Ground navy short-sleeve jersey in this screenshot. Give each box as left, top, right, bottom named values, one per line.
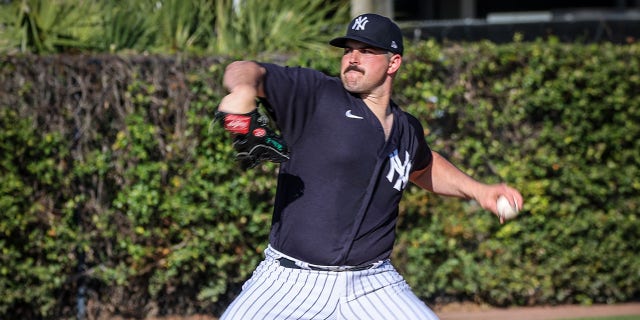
left=259, top=63, right=432, bottom=266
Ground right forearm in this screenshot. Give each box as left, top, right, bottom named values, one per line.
left=219, top=61, right=266, bottom=114
left=217, top=61, right=289, bottom=169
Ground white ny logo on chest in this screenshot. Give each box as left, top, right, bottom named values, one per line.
left=386, top=150, right=412, bottom=191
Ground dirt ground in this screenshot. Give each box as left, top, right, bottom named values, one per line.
left=149, top=302, right=640, bottom=320
left=434, top=302, right=640, bottom=320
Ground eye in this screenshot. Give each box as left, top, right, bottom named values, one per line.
left=344, top=48, right=353, bottom=55
left=362, top=48, right=375, bottom=54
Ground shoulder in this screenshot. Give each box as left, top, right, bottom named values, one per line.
left=392, top=103, right=432, bottom=167
left=259, top=63, right=334, bottom=80
left=258, top=62, right=342, bottom=95
left=391, top=102, right=425, bottom=133
left=404, top=112, right=424, bottom=129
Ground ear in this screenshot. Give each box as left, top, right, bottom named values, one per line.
left=387, top=54, right=402, bottom=74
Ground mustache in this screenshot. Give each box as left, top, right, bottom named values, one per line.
left=344, top=65, right=364, bottom=73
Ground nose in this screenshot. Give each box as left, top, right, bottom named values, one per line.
left=347, top=50, right=361, bottom=65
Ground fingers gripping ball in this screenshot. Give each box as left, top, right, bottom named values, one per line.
left=497, top=195, right=519, bottom=221
left=216, top=108, right=289, bottom=169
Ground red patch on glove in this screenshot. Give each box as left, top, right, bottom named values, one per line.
left=223, top=114, right=251, bottom=134
left=252, top=128, right=266, bottom=137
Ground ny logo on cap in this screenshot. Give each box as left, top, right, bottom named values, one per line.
left=352, top=16, right=369, bottom=31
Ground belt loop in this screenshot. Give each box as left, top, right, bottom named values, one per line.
left=269, top=245, right=311, bottom=270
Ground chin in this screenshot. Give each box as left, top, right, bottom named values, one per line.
left=342, top=77, right=362, bottom=92
left=342, top=83, right=362, bottom=93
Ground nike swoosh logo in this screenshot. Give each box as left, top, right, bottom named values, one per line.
left=345, top=109, right=364, bottom=119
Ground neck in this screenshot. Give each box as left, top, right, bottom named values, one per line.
left=361, top=90, right=392, bottom=121
left=361, top=91, right=394, bottom=141
left=361, top=79, right=393, bottom=115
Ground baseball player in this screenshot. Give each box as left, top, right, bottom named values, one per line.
left=216, top=13, right=523, bottom=320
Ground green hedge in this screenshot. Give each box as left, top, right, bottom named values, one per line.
left=395, top=39, right=640, bottom=306
left=1, top=39, right=639, bottom=318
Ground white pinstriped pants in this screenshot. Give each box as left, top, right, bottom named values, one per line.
left=220, top=246, right=439, bottom=320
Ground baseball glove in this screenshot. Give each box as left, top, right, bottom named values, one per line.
left=216, top=100, right=289, bottom=169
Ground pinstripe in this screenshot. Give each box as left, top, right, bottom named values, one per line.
left=353, top=271, right=379, bottom=319
left=221, top=261, right=277, bottom=319
left=323, top=306, right=338, bottom=320
left=303, top=271, right=335, bottom=319
left=380, top=268, right=425, bottom=319
left=344, top=298, right=362, bottom=320
left=353, top=293, right=375, bottom=320
left=342, top=271, right=366, bottom=320
left=222, top=260, right=282, bottom=320
left=269, top=270, right=308, bottom=318
left=280, top=272, right=321, bottom=319
left=359, top=268, right=407, bottom=319
left=366, top=267, right=411, bottom=319
left=395, top=285, right=424, bottom=319
left=253, top=269, right=301, bottom=320
left=366, top=272, right=409, bottom=319
left=339, top=264, right=439, bottom=320
left=239, top=266, right=289, bottom=320
left=221, top=250, right=439, bottom=320
left=360, top=275, right=392, bottom=318
left=379, top=269, right=422, bottom=319
left=385, top=273, right=439, bottom=319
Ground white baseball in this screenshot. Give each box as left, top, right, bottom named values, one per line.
left=497, top=195, right=519, bottom=220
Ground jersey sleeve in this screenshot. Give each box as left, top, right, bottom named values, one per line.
left=258, top=62, right=332, bottom=145
left=407, top=113, right=433, bottom=172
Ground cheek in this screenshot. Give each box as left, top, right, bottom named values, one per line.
left=340, top=56, right=350, bottom=69
left=365, top=63, right=388, bottom=79
left=363, top=56, right=388, bottom=72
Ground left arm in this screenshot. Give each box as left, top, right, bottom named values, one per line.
left=410, top=150, right=523, bottom=223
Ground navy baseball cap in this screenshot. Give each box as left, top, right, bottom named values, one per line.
left=330, top=13, right=404, bottom=55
